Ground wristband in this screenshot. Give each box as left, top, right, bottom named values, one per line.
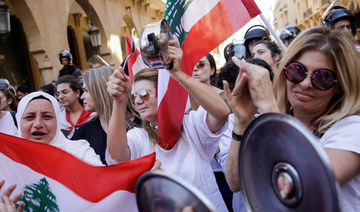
left=232, top=131, right=243, bottom=142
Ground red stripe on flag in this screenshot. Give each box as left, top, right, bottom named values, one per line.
left=0, top=133, right=155, bottom=202
left=125, top=36, right=142, bottom=84
left=158, top=0, right=261, bottom=146
left=241, top=0, right=262, bottom=18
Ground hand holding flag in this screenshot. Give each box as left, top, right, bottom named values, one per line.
left=106, top=66, right=132, bottom=105
left=163, top=39, right=183, bottom=75
left=158, top=0, right=262, bottom=146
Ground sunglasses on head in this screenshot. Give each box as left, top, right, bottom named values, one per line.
left=0, top=79, right=10, bottom=90
left=0, top=79, right=17, bottom=95
left=284, top=62, right=337, bottom=91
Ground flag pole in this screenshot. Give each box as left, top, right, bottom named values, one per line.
left=258, top=13, right=287, bottom=51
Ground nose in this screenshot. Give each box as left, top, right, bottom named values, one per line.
left=57, top=92, right=64, bottom=99
left=299, top=74, right=313, bottom=89
left=344, top=27, right=351, bottom=34
left=134, top=96, right=144, bottom=105
left=33, top=116, right=44, bottom=128
left=80, top=92, right=85, bottom=100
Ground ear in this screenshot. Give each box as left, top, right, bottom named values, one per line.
left=75, top=89, right=80, bottom=97
left=211, top=67, right=215, bottom=76
left=274, top=53, right=280, bottom=62
left=7, top=98, right=12, bottom=105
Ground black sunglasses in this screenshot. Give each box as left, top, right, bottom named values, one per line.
left=284, top=62, right=337, bottom=91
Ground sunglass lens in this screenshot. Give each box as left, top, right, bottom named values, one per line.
left=312, top=70, right=336, bottom=91
left=284, top=63, right=306, bottom=84
left=196, top=61, right=205, bottom=68
left=139, top=90, right=149, bottom=98
left=132, top=89, right=150, bottom=102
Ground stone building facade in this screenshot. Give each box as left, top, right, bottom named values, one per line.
left=273, top=0, right=360, bottom=34
left=0, top=0, right=165, bottom=90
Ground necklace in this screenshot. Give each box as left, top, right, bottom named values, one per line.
left=149, top=123, right=158, bottom=130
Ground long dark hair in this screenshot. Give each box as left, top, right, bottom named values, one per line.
left=206, top=53, right=218, bottom=86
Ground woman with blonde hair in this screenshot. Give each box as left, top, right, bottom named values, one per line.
left=72, top=65, right=140, bottom=165
left=225, top=27, right=360, bottom=211
left=106, top=39, right=230, bottom=211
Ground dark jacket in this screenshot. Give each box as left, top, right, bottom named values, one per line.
left=58, top=65, right=82, bottom=79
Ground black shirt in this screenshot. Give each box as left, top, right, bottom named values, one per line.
left=71, top=116, right=107, bottom=165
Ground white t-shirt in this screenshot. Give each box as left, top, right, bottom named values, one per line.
left=217, top=114, right=248, bottom=212
left=0, top=111, right=17, bottom=136
left=107, top=107, right=228, bottom=212
left=320, top=115, right=360, bottom=212
left=50, top=136, right=104, bottom=166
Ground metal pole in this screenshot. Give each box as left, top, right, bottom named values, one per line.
left=258, top=13, right=287, bottom=51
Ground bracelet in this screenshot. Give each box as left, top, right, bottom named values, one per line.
left=232, top=131, right=242, bottom=142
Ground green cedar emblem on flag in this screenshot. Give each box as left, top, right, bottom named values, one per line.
left=165, top=0, right=193, bottom=45
left=19, top=177, right=59, bottom=212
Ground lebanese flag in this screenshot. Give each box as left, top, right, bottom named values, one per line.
left=159, top=0, right=261, bottom=146
left=0, top=133, right=155, bottom=211
left=124, top=36, right=148, bottom=84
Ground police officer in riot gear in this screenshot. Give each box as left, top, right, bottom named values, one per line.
left=277, top=28, right=295, bottom=47
left=244, top=25, right=270, bottom=55
left=285, top=26, right=301, bottom=38
left=322, top=6, right=357, bottom=37
left=58, top=50, right=82, bottom=79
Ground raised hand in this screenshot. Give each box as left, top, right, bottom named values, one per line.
left=0, top=180, right=25, bottom=212
left=223, top=59, right=256, bottom=126
left=107, top=66, right=132, bottom=104
left=163, top=39, right=183, bottom=73
left=232, top=57, right=279, bottom=114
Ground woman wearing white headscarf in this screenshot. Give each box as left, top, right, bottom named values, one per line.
left=16, top=91, right=103, bottom=166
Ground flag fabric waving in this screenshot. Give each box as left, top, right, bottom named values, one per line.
left=0, top=133, right=155, bottom=211
left=124, top=36, right=148, bottom=84
left=158, top=0, right=262, bottom=146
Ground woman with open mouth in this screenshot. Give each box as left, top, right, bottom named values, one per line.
left=16, top=91, right=103, bottom=166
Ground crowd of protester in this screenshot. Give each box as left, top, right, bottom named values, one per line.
left=1, top=5, right=360, bottom=212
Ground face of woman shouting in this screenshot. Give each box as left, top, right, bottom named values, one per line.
left=20, top=99, right=57, bottom=144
